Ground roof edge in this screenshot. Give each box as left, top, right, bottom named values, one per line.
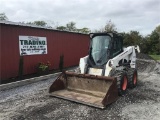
left=0, top=20, right=88, bottom=35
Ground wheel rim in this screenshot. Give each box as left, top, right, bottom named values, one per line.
left=122, top=76, right=127, bottom=90
left=133, top=73, right=137, bottom=85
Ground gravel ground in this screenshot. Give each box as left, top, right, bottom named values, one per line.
left=0, top=58, right=160, bottom=120
left=136, top=53, right=154, bottom=60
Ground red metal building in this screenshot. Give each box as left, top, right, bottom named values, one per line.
left=0, top=21, right=89, bottom=82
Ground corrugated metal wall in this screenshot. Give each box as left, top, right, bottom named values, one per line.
left=0, top=24, right=89, bottom=81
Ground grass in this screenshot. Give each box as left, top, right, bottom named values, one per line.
left=149, top=55, right=160, bottom=61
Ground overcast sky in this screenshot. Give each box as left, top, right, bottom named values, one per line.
left=0, top=0, right=160, bottom=35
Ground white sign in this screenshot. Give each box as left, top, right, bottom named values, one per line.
left=19, top=36, right=47, bottom=56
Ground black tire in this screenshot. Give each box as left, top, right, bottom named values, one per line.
left=112, top=71, right=128, bottom=96
left=128, top=69, right=138, bottom=88
left=118, top=72, right=128, bottom=96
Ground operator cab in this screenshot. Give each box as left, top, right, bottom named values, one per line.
left=88, top=32, right=123, bottom=69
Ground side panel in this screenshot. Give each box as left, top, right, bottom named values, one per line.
left=111, top=46, right=134, bottom=68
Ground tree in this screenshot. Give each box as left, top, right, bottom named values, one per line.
left=77, top=27, right=90, bottom=34
left=56, top=22, right=90, bottom=34
left=94, top=20, right=117, bottom=33
left=104, top=20, right=117, bottom=32
left=66, top=22, right=76, bottom=32
left=155, top=25, right=160, bottom=34
left=155, top=25, right=160, bottom=54
left=122, top=31, right=143, bottom=46
left=125, top=25, right=160, bottom=54
left=93, top=28, right=105, bottom=33
left=26, top=21, right=47, bottom=27
left=26, top=22, right=34, bottom=25
left=33, top=21, right=47, bottom=27
left=147, top=26, right=160, bottom=54
left=0, top=13, right=8, bottom=21
left=56, top=26, right=67, bottom=31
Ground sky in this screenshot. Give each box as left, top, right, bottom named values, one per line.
left=0, top=0, right=160, bottom=35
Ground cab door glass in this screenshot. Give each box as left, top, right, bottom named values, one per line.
left=112, top=38, right=122, bottom=57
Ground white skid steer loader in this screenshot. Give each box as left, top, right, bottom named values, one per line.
left=49, top=32, right=140, bottom=109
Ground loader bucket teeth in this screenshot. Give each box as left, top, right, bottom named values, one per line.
left=49, top=71, right=118, bottom=109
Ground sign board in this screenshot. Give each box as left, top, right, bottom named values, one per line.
left=19, top=36, right=47, bottom=56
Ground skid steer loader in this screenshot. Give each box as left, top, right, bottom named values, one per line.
left=49, top=32, right=140, bottom=109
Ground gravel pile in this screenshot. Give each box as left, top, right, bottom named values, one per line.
left=154, top=62, right=160, bottom=74
left=136, top=53, right=154, bottom=60
left=136, top=59, right=157, bottom=73
left=136, top=53, right=160, bottom=74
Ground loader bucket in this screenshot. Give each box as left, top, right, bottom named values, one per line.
left=49, top=71, right=118, bottom=109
